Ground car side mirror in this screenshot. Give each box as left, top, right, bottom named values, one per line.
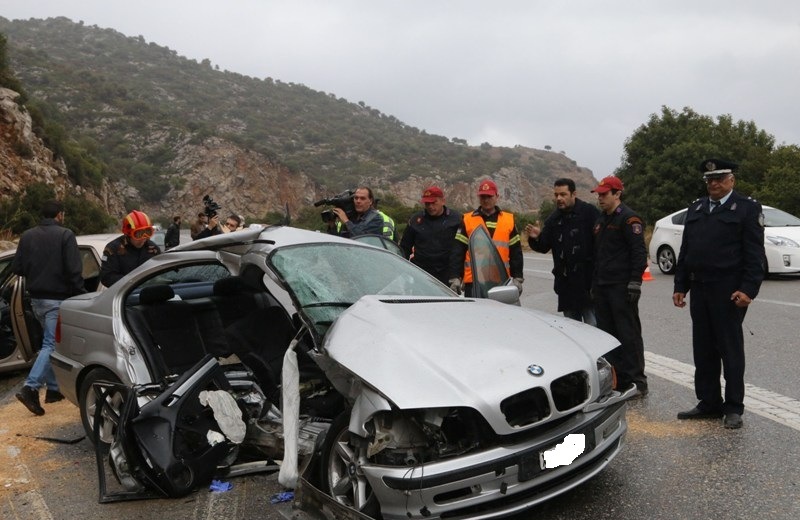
left=487, top=285, right=520, bottom=306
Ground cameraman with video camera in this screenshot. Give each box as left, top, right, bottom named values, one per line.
left=330, top=187, right=385, bottom=238
left=195, top=195, right=224, bottom=239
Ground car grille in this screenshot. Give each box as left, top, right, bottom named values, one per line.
left=501, top=371, right=589, bottom=427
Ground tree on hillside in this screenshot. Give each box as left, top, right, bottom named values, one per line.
left=0, top=182, right=113, bottom=236
left=760, top=145, right=800, bottom=216
left=0, top=34, right=24, bottom=96
left=615, top=106, right=775, bottom=224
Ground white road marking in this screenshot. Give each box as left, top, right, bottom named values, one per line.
left=756, top=298, right=800, bottom=308
left=645, top=351, right=800, bottom=432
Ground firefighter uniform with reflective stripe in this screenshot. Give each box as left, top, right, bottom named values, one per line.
left=451, top=208, right=523, bottom=293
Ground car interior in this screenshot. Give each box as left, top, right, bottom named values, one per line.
left=122, top=264, right=339, bottom=416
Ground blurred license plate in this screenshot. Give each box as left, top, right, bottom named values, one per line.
left=518, top=433, right=586, bottom=482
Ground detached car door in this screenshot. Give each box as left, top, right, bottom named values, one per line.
left=468, top=224, right=510, bottom=298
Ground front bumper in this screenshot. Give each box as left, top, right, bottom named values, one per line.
left=366, top=399, right=629, bottom=520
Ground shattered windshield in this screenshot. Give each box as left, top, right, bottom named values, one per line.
left=269, top=243, right=452, bottom=335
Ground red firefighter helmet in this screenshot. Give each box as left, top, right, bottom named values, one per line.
left=122, top=210, right=154, bottom=239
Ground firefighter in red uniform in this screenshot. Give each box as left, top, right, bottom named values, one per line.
left=449, top=179, right=524, bottom=297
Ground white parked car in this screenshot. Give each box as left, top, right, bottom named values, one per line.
left=649, top=205, right=800, bottom=275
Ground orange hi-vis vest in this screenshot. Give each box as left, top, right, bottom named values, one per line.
left=457, top=211, right=514, bottom=283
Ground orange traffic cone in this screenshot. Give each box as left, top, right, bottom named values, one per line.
left=642, top=264, right=654, bottom=282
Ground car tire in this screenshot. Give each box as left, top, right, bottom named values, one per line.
left=656, top=246, right=676, bottom=275
left=78, top=367, right=123, bottom=445
left=320, top=411, right=380, bottom=517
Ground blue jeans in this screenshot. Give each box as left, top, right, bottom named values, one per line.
left=25, top=298, right=62, bottom=391
left=563, top=306, right=597, bottom=327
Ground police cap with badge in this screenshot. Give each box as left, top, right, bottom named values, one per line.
left=700, top=158, right=738, bottom=180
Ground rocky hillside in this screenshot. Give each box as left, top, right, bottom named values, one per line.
left=0, top=16, right=597, bottom=222
left=0, top=86, right=122, bottom=210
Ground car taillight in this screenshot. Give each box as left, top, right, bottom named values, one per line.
left=55, top=313, right=61, bottom=344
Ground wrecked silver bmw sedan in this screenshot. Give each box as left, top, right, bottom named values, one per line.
left=51, top=225, right=634, bottom=519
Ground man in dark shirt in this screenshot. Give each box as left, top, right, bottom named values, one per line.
left=592, top=175, right=648, bottom=397
left=673, top=159, right=765, bottom=429
left=12, top=200, right=86, bottom=416
left=527, top=178, right=600, bottom=324
left=400, top=186, right=462, bottom=285
left=100, top=210, right=161, bottom=287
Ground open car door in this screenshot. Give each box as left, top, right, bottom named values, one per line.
left=9, top=276, right=43, bottom=362
left=468, top=224, right=517, bottom=302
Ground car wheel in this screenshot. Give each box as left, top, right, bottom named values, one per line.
left=78, top=368, right=123, bottom=445
left=656, top=246, right=676, bottom=275
left=320, top=411, right=380, bottom=517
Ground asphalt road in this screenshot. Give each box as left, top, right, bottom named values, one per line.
left=1, top=252, right=799, bottom=519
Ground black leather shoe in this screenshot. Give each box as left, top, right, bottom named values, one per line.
left=677, top=406, right=723, bottom=420
left=16, top=385, right=45, bottom=416
left=45, top=389, right=64, bottom=403
left=723, top=413, right=743, bottom=429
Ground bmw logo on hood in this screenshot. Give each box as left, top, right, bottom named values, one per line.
left=527, top=364, right=544, bottom=376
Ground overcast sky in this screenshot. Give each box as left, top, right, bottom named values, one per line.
left=3, top=1, right=800, bottom=178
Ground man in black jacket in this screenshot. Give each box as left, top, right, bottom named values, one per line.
left=12, top=200, right=86, bottom=416
left=527, top=178, right=600, bottom=324
left=592, top=176, right=648, bottom=397
left=399, top=186, right=462, bottom=285
left=164, top=215, right=181, bottom=249
left=673, top=159, right=765, bottom=429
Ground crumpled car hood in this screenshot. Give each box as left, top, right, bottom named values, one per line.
left=323, top=296, right=619, bottom=429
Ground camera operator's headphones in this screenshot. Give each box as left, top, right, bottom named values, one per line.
left=122, top=210, right=154, bottom=239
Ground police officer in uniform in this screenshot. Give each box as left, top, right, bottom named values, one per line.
left=450, top=179, right=524, bottom=297
left=100, top=210, right=161, bottom=287
left=592, top=175, right=648, bottom=396
left=674, top=159, right=765, bottom=429
left=400, top=186, right=462, bottom=285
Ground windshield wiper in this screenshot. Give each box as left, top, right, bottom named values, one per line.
left=301, top=302, right=355, bottom=309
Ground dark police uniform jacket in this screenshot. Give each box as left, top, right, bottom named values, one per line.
left=100, top=235, right=161, bottom=287
left=399, top=206, right=462, bottom=284
left=593, top=203, right=647, bottom=285
left=529, top=198, right=600, bottom=311
left=674, top=191, right=764, bottom=298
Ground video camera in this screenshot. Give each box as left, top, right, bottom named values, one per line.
left=202, top=195, right=221, bottom=219
left=313, top=189, right=356, bottom=223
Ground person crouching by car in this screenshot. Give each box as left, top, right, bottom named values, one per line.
left=100, top=210, right=161, bottom=287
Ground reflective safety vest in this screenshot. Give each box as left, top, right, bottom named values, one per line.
left=457, top=212, right=515, bottom=283
left=378, top=211, right=397, bottom=242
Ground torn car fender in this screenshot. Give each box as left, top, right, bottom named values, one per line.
left=349, top=386, right=392, bottom=438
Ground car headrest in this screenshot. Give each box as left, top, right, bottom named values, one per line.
left=213, top=276, right=257, bottom=296
left=138, top=284, right=175, bottom=305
